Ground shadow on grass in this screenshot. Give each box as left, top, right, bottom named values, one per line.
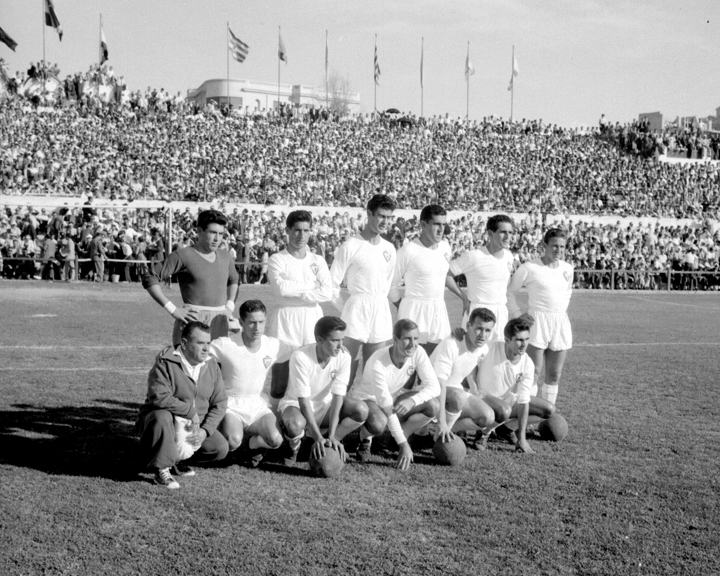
left=0, top=401, right=142, bottom=481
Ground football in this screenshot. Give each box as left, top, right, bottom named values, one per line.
left=538, top=414, right=569, bottom=442
left=308, top=447, right=345, bottom=478
left=433, top=435, right=467, bottom=466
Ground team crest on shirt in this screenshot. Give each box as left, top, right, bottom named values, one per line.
left=407, top=365, right=415, bottom=376
left=330, top=370, right=338, bottom=381
left=263, top=356, right=272, bottom=369
left=563, top=271, right=571, bottom=283
left=310, top=263, right=319, bottom=275
left=383, top=251, right=391, bottom=262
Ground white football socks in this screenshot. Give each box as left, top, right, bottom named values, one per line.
left=541, top=384, right=559, bottom=405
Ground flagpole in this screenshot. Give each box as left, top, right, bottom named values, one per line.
left=226, top=22, right=230, bottom=108
left=374, top=34, right=377, bottom=115
left=42, top=0, right=46, bottom=70
left=325, top=30, right=328, bottom=109
left=98, top=14, right=101, bottom=68
left=277, top=26, right=281, bottom=114
left=466, top=41, right=470, bottom=119
left=420, top=37, right=424, bottom=118
left=510, top=45, right=514, bottom=121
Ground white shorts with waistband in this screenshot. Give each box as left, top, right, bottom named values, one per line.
left=225, top=396, right=273, bottom=428
left=267, top=304, right=324, bottom=348
left=278, top=397, right=333, bottom=427
left=528, top=308, right=572, bottom=351
left=397, top=297, right=451, bottom=344
left=341, top=294, right=393, bottom=343
left=462, top=303, right=509, bottom=342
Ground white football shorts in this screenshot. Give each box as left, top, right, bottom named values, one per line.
left=528, top=308, right=572, bottom=351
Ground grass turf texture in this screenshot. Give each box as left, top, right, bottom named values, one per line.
left=1, top=281, right=719, bottom=575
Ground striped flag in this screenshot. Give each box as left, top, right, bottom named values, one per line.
left=0, top=25, right=17, bottom=51
left=100, top=23, right=109, bottom=64
left=44, top=0, right=63, bottom=41
left=228, top=27, right=249, bottom=63
left=278, top=30, right=287, bottom=63
left=374, top=43, right=381, bottom=86
left=465, top=44, right=475, bottom=81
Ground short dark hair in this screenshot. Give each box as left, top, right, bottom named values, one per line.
left=487, top=214, right=513, bottom=232
left=367, top=194, right=396, bottom=214
left=469, top=307, right=496, bottom=325
left=314, top=316, right=347, bottom=342
left=239, top=299, right=266, bottom=320
left=543, top=227, right=567, bottom=244
left=393, top=318, right=419, bottom=340
left=420, top=204, right=446, bottom=222
left=197, top=210, right=228, bottom=231
left=286, top=210, right=312, bottom=229
left=181, top=320, right=210, bottom=341
left=504, top=318, right=532, bottom=340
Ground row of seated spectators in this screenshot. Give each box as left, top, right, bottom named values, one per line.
left=2, top=61, right=719, bottom=219
left=2, top=203, right=719, bottom=290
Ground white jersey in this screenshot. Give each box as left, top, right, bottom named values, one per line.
left=210, top=334, right=294, bottom=400
left=449, top=247, right=514, bottom=305
left=507, top=258, right=573, bottom=316
left=430, top=337, right=489, bottom=390
left=389, top=238, right=451, bottom=302
left=330, top=234, right=396, bottom=309
left=268, top=249, right=332, bottom=308
left=476, top=341, right=534, bottom=405
left=285, top=344, right=350, bottom=415
left=351, top=345, right=440, bottom=409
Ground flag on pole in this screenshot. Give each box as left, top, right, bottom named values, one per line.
left=228, top=27, right=249, bottom=63
left=0, top=25, right=17, bottom=51
left=278, top=31, right=287, bottom=63
left=465, top=45, right=475, bottom=81
left=508, top=54, right=519, bottom=91
left=44, top=0, right=63, bottom=41
left=325, top=31, right=329, bottom=73
left=420, top=39, right=424, bottom=88
left=374, top=43, right=381, bottom=86
left=100, top=23, right=109, bottom=64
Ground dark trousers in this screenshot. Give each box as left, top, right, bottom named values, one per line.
left=138, top=409, right=229, bottom=471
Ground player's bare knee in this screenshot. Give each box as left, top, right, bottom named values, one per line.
left=446, top=389, right=465, bottom=413
left=495, top=404, right=512, bottom=423
left=423, top=398, right=440, bottom=418
left=345, top=398, right=369, bottom=423
left=364, top=413, right=387, bottom=436
left=475, top=405, right=495, bottom=428
left=227, top=432, right=244, bottom=451
left=266, top=432, right=284, bottom=450
left=282, top=414, right=306, bottom=438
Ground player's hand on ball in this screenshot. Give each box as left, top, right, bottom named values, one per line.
left=328, top=437, right=347, bottom=461
left=394, top=398, right=415, bottom=417
left=515, top=438, right=535, bottom=454
left=397, top=442, right=413, bottom=471
left=311, top=438, right=327, bottom=459
left=436, top=423, right=455, bottom=443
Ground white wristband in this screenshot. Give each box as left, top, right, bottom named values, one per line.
left=163, top=301, right=177, bottom=315
left=225, top=300, right=235, bottom=312
left=387, top=413, right=407, bottom=445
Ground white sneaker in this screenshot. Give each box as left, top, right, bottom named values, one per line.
left=154, top=468, right=180, bottom=489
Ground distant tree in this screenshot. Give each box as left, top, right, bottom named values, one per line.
left=323, top=70, right=352, bottom=116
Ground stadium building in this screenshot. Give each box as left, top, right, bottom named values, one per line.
left=186, top=78, right=360, bottom=113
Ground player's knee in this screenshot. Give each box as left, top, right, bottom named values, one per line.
left=474, top=405, right=495, bottom=428
left=542, top=402, right=556, bottom=419
left=282, top=413, right=306, bottom=438
left=345, top=398, right=369, bottom=423
left=494, top=404, right=512, bottom=423
left=423, top=398, right=440, bottom=418
left=364, top=412, right=387, bottom=437
left=445, top=389, right=465, bottom=413
left=227, top=431, right=244, bottom=451
left=266, top=431, right=284, bottom=449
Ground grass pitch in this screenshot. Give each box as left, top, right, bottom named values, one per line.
left=1, top=281, right=718, bottom=575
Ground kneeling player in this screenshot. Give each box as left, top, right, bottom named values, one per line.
left=210, top=300, right=295, bottom=466
left=431, top=308, right=495, bottom=443
left=350, top=319, right=441, bottom=470
left=471, top=318, right=555, bottom=453
left=279, top=316, right=368, bottom=465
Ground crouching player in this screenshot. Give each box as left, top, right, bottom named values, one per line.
left=470, top=318, right=555, bottom=453
left=350, top=319, right=440, bottom=470
left=209, top=300, right=294, bottom=467
left=431, top=308, right=495, bottom=443
left=279, top=316, right=368, bottom=466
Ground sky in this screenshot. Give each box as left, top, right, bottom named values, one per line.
left=2, top=0, right=719, bottom=127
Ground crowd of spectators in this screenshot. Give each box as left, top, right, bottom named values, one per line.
left=2, top=201, right=719, bottom=291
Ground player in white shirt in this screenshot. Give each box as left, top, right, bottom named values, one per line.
left=470, top=318, right=555, bottom=453
left=448, top=214, right=515, bottom=342
left=330, top=194, right=397, bottom=387
left=389, top=204, right=453, bottom=356
left=279, top=316, right=369, bottom=466
left=350, top=319, right=441, bottom=470
left=268, top=210, right=333, bottom=347
left=507, top=228, right=573, bottom=405
left=431, top=308, right=494, bottom=444
left=210, top=300, right=294, bottom=467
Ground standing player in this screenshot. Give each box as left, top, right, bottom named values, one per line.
left=507, top=228, right=573, bottom=405
left=350, top=319, right=440, bottom=470
left=447, top=214, right=515, bottom=342
left=431, top=308, right=494, bottom=443
left=209, top=300, right=294, bottom=467
left=330, top=194, right=397, bottom=386
left=389, top=204, right=453, bottom=356
left=267, top=210, right=333, bottom=346
left=470, top=318, right=556, bottom=453
left=279, top=316, right=369, bottom=466
left=143, top=209, right=239, bottom=346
